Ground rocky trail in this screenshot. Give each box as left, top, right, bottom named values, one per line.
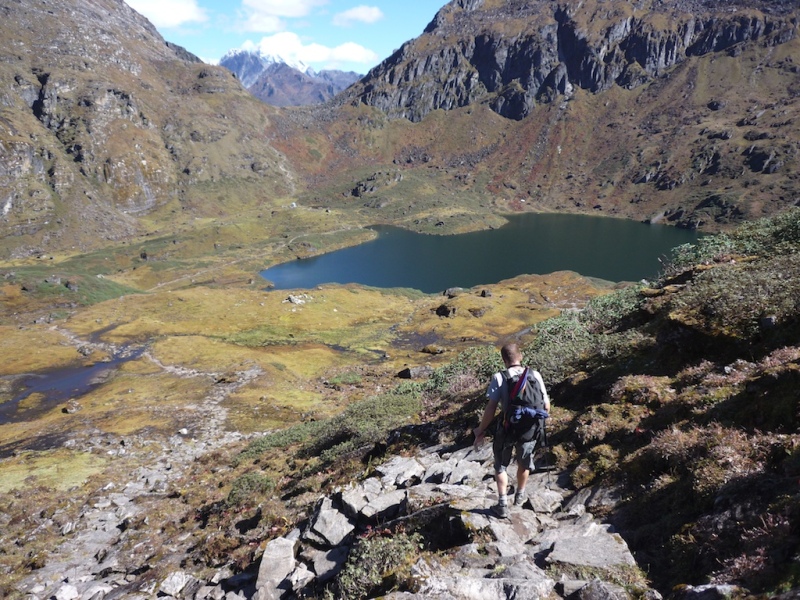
left=15, top=398, right=744, bottom=600
left=248, top=444, right=654, bottom=600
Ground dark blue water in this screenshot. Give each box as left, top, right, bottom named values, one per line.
left=261, top=213, right=700, bottom=293
left=0, top=346, right=146, bottom=425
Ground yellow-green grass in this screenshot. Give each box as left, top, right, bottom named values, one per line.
left=0, top=449, right=109, bottom=494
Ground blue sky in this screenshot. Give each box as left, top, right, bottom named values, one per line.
left=124, top=0, right=447, bottom=73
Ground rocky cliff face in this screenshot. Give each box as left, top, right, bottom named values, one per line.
left=0, top=0, right=288, bottom=257
left=343, top=0, right=797, bottom=121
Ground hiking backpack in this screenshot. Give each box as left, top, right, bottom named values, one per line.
left=501, top=368, right=548, bottom=443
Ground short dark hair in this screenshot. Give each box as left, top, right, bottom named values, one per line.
left=501, top=343, right=522, bottom=366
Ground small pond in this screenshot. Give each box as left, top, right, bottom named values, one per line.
left=0, top=346, right=146, bottom=426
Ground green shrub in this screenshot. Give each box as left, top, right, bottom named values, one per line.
left=15, top=272, right=142, bottom=306
left=328, top=372, right=363, bottom=387
left=670, top=254, right=800, bottom=337
left=423, top=345, right=501, bottom=395
left=226, top=472, right=275, bottom=508
left=331, top=532, right=423, bottom=600
left=522, top=312, right=593, bottom=382
left=666, top=235, right=736, bottom=273
left=236, top=388, right=422, bottom=468
left=236, top=420, right=324, bottom=465
left=305, top=390, right=422, bottom=464
left=665, top=208, right=800, bottom=273
left=578, top=284, right=645, bottom=333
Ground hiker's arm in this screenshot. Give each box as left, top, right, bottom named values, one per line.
left=473, top=398, right=499, bottom=446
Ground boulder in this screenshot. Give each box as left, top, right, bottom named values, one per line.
left=255, top=537, right=298, bottom=600
left=424, top=457, right=485, bottom=485
left=435, top=304, right=456, bottom=317
left=527, top=488, right=564, bottom=514
left=340, top=477, right=384, bottom=517
left=397, top=365, right=434, bottom=379
left=159, top=571, right=190, bottom=597
left=360, top=488, right=408, bottom=521
left=376, top=456, right=426, bottom=488
left=301, top=545, right=350, bottom=584
left=304, top=498, right=355, bottom=547
left=447, top=444, right=493, bottom=464
left=672, top=584, right=743, bottom=599
left=546, top=531, right=636, bottom=569
left=286, top=563, right=315, bottom=596
left=54, top=584, right=79, bottom=600
left=573, top=579, right=632, bottom=600
left=411, top=555, right=555, bottom=600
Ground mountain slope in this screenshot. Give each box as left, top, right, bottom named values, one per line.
left=268, top=0, right=800, bottom=232
left=0, top=0, right=290, bottom=258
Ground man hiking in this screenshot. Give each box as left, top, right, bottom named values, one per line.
left=473, top=342, right=550, bottom=518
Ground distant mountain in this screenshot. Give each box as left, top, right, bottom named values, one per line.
left=219, top=49, right=361, bottom=107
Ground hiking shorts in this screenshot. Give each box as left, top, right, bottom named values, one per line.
left=493, top=429, right=536, bottom=474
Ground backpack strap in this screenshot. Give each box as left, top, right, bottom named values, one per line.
left=510, top=367, right=529, bottom=399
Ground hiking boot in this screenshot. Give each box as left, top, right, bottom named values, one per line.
left=491, top=502, right=510, bottom=519
left=514, top=491, right=527, bottom=506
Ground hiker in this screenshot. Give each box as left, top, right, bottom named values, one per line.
left=473, top=342, right=550, bottom=518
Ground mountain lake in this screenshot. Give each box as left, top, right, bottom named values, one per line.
left=261, top=213, right=702, bottom=293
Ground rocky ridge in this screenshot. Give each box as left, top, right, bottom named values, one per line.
left=343, top=0, right=798, bottom=121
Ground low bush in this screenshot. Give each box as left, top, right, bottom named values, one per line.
left=423, top=345, right=501, bottom=395
left=304, top=390, right=422, bottom=464
left=670, top=254, right=800, bottom=337
left=665, top=208, right=800, bottom=273
left=226, top=472, right=275, bottom=508
left=236, top=420, right=323, bottom=465
left=578, top=283, right=644, bottom=333
left=330, top=532, right=423, bottom=600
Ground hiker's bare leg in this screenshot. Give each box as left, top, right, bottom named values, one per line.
left=517, top=468, right=530, bottom=494
left=495, top=470, right=508, bottom=497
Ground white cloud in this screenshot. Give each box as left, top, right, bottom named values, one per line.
left=125, top=0, right=206, bottom=29
left=243, top=32, right=378, bottom=68
left=241, top=0, right=328, bottom=31
left=333, top=5, right=384, bottom=27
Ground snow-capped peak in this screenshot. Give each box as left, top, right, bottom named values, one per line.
left=222, top=46, right=311, bottom=75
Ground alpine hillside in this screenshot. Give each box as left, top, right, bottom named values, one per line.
left=3, top=0, right=800, bottom=259
left=270, top=0, right=800, bottom=234
left=2, top=1, right=800, bottom=598
left=0, top=0, right=292, bottom=259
